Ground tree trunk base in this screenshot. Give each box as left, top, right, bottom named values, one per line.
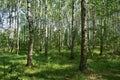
left=26, top=63, right=33, bottom=67
left=69, top=56, right=74, bottom=60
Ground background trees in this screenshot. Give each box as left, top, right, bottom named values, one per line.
left=0, top=0, right=120, bottom=64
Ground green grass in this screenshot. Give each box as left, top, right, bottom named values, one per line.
left=0, top=49, right=120, bottom=80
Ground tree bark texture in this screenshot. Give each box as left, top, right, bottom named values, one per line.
left=79, top=0, right=87, bottom=72
left=26, top=0, right=34, bottom=66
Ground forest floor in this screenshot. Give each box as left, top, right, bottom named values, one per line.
left=0, top=49, right=120, bottom=80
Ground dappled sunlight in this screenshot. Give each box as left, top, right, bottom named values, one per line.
left=0, top=50, right=118, bottom=79
left=0, top=49, right=120, bottom=80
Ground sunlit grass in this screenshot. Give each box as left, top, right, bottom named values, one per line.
left=0, top=48, right=120, bottom=80
left=94, top=46, right=100, bottom=54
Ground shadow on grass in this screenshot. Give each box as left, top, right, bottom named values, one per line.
left=24, top=50, right=82, bottom=80
left=88, top=55, right=120, bottom=80
left=0, top=53, right=26, bottom=80
left=0, top=50, right=81, bottom=80
left=26, top=67, right=79, bottom=80
left=0, top=50, right=120, bottom=80
left=33, top=50, right=80, bottom=65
